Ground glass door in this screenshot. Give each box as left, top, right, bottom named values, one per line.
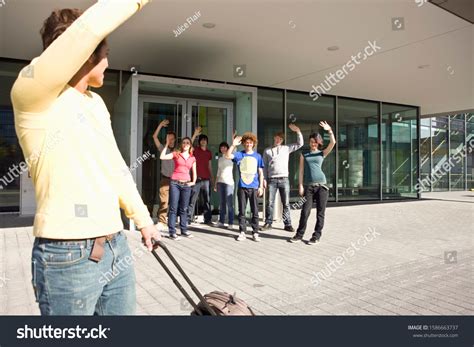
left=186, top=101, right=234, bottom=157
left=186, top=100, right=234, bottom=213
left=138, top=97, right=186, bottom=213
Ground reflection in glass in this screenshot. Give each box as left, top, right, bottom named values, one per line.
left=338, top=98, right=379, bottom=200
left=286, top=92, right=335, bottom=200
left=382, top=104, right=418, bottom=198
left=431, top=117, right=449, bottom=191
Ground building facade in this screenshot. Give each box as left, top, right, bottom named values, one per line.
left=0, top=59, right=472, bottom=214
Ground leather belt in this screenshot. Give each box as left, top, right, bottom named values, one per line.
left=37, top=232, right=119, bottom=263
left=89, top=233, right=118, bottom=262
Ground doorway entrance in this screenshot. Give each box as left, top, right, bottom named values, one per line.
left=137, top=96, right=233, bottom=214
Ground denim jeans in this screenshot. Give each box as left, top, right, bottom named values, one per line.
left=265, top=177, right=291, bottom=226
left=237, top=187, right=259, bottom=234
left=217, top=182, right=234, bottom=225
left=296, top=185, right=329, bottom=239
left=188, top=179, right=212, bottom=223
left=31, top=231, right=136, bottom=315
left=168, top=180, right=192, bottom=235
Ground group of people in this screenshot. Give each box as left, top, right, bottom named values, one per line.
left=12, top=0, right=336, bottom=315
left=153, top=119, right=336, bottom=244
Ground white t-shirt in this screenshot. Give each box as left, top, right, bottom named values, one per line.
left=216, top=156, right=234, bottom=186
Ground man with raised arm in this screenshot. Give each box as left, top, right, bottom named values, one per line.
left=261, top=123, right=303, bottom=232
left=11, top=0, right=158, bottom=315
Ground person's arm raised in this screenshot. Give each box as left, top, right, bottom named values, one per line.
left=11, top=0, right=150, bottom=113
left=226, top=135, right=241, bottom=160
left=320, top=121, right=336, bottom=157
left=287, top=123, right=304, bottom=152
left=160, top=137, right=174, bottom=160
left=153, top=119, right=169, bottom=151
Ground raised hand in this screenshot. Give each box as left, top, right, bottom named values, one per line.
left=288, top=123, right=300, bottom=133
left=232, top=135, right=242, bottom=147
left=193, top=126, right=202, bottom=136
left=319, top=121, right=332, bottom=131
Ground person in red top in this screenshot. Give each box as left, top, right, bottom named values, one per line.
left=160, top=136, right=196, bottom=240
left=188, top=126, right=214, bottom=225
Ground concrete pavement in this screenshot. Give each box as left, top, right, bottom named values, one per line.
left=0, top=191, right=472, bottom=315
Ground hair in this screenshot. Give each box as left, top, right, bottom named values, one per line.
left=198, top=134, right=208, bottom=143
left=177, top=137, right=193, bottom=154
left=241, top=132, right=258, bottom=147
left=40, top=8, right=107, bottom=64
left=166, top=131, right=176, bottom=138
left=219, top=142, right=229, bottom=150
left=274, top=131, right=284, bottom=139
left=309, top=132, right=323, bottom=149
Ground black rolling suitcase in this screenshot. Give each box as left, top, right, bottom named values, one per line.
left=151, top=240, right=255, bottom=316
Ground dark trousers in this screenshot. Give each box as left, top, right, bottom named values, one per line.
left=237, top=187, right=259, bottom=234
left=168, top=180, right=192, bottom=235
left=188, top=178, right=212, bottom=223
left=296, top=185, right=329, bottom=239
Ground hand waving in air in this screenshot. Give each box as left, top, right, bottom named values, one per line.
left=288, top=123, right=301, bottom=133
left=319, top=121, right=332, bottom=131
left=232, top=135, right=242, bottom=147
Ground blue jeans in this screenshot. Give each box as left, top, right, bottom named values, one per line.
left=188, top=179, right=212, bottom=223
left=217, top=182, right=234, bottom=225
left=265, top=177, right=291, bottom=226
left=31, top=231, right=136, bottom=315
left=168, top=180, right=192, bottom=235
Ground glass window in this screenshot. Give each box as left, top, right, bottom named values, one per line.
left=286, top=92, right=336, bottom=200
left=0, top=61, right=26, bottom=212
left=420, top=117, right=432, bottom=192
left=467, top=113, right=474, bottom=190
left=338, top=98, right=380, bottom=200
left=431, top=117, right=449, bottom=191
left=382, top=104, right=418, bottom=199
left=257, top=89, right=284, bottom=152
left=449, top=114, right=465, bottom=190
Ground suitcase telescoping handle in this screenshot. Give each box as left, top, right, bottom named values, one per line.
left=151, top=240, right=217, bottom=316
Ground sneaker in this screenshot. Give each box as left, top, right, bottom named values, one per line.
left=253, top=233, right=261, bottom=242
left=284, top=225, right=295, bottom=232
left=181, top=232, right=194, bottom=238
left=217, top=222, right=225, bottom=228
left=259, top=223, right=272, bottom=231
left=308, top=236, right=320, bottom=245
left=227, top=224, right=234, bottom=230
left=204, top=220, right=215, bottom=226
left=169, top=234, right=181, bottom=241
left=236, top=232, right=246, bottom=241
left=289, top=235, right=302, bottom=243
